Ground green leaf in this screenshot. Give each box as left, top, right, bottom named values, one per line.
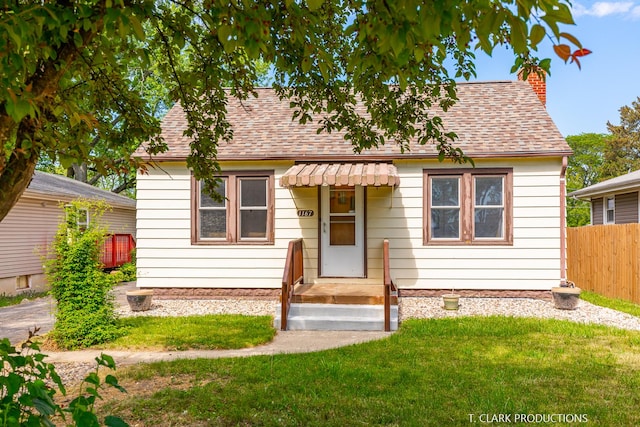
left=129, top=15, right=145, bottom=41
left=105, top=374, right=127, bottom=393
left=59, top=153, right=76, bottom=169
left=104, top=415, right=130, bottom=427
left=508, top=16, right=527, bottom=53
left=307, top=0, right=324, bottom=11
left=529, top=24, right=546, bottom=49
left=301, top=56, right=312, bottom=73
left=6, top=99, right=33, bottom=122
left=538, top=58, right=552, bottom=74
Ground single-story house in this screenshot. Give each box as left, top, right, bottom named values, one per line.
left=135, top=74, right=571, bottom=301
left=0, top=171, right=136, bottom=295
left=569, top=169, right=640, bottom=224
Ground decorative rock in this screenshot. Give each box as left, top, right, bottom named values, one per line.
left=551, top=287, right=581, bottom=310
left=126, top=290, right=154, bottom=311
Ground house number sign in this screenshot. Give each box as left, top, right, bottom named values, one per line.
left=297, top=209, right=314, bottom=217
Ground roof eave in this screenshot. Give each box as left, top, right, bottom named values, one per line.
left=569, top=180, right=640, bottom=200
left=22, top=189, right=136, bottom=210
left=138, top=150, right=573, bottom=163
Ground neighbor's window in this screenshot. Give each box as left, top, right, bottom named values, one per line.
left=605, top=196, right=615, bottom=224
left=424, top=169, right=513, bottom=245
left=192, top=171, right=274, bottom=244
left=65, top=206, right=89, bottom=231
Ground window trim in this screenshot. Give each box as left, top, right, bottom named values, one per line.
left=65, top=205, right=90, bottom=231
left=604, top=196, right=615, bottom=224
left=423, top=168, right=513, bottom=246
left=191, top=171, right=275, bottom=245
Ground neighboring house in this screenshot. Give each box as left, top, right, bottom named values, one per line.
left=135, top=74, right=571, bottom=297
left=569, top=170, right=640, bottom=225
left=0, top=172, right=136, bottom=295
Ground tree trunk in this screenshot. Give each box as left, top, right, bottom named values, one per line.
left=70, top=162, right=89, bottom=183
left=0, top=150, right=38, bottom=222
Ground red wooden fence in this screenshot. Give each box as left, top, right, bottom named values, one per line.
left=101, top=234, right=136, bottom=269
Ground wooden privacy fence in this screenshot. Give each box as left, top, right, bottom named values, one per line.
left=567, top=224, right=640, bottom=304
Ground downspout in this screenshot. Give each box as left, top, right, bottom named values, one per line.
left=559, top=156, right=568, bottom=285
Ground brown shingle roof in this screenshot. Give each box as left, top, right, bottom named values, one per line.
left=138, top=81, right=570, bottom=161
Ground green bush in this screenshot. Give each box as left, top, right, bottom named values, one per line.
left=44, top=200, right=122, bottom=350
left=0, top=329, right=128, bottom=427
left=117, top=261, right=136, bottom=283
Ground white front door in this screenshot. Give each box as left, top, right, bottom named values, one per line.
left=321, top=186, right=365, bottom=277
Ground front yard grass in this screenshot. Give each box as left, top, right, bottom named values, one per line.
left=98, top=316, right=640, bottom=426
left=95, top=314, right=276, bottom=351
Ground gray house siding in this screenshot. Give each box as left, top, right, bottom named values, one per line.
left=615, top=192, right=639, bottom=224
left=0, top=172, right=136, bottom=296
left=591, top=198, right=604, bottom=225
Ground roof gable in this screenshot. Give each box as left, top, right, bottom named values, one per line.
left=140, top=81, right=570, bottom=161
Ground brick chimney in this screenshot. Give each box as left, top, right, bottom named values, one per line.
left=518, top=69, right=546, bottom=107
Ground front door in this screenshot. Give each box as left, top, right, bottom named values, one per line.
left=321, top=186, right=365, bottom=277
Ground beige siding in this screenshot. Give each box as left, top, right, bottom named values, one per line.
left=100, top=208, right=137, bottom=237
left=0, top=198, right=62, bottom=280
left=136, top=161, right=306, bottom=289
left=0, top=196, right=135, bottom=290
left=137, top=158, right=563, bottom=290
left=370, top=158, right=563, bottom=290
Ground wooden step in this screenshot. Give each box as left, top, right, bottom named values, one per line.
left=292, top=283, right=398, bottom=305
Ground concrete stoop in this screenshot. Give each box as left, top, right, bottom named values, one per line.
left=274, top=303, right=398, bottom=331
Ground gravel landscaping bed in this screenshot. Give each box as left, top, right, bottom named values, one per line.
left=116, top=298, right=277, bottom=318
left=400, top=297, right=640, bottom=331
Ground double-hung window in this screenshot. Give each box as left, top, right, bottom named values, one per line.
left=192, top=171, right=274, bottom=244
left=65, top=205, right=89, bottom=231
left=424, top=169, right=513, bottom=245
left=604, top=196, right=615, bottom=224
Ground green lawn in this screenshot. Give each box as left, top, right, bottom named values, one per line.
left=100, top=316, right=640, bottom=426
left=97, top=315, right=276, bottom=351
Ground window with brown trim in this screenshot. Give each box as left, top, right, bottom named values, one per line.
left=424, top=169, right=513, bottom=245
left=191, top=171, right=274, bottom=245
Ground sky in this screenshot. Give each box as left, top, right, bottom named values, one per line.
left=466, top=0, right=640, bottom=137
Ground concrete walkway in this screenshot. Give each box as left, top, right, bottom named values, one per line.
left=44, top=330, right=393, bottom=365
left=0, top=283, right=392, bottom=366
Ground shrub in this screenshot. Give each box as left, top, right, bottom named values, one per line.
left=116, top=256, right=136, bottom=283
left=44, top=200, right=122, bottom=349
left=0, top=329, right=128, bottom=427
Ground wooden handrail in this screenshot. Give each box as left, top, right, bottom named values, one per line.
left=383, top=239, right=397, bottom=332
left=281, top=238, right=304, bottom=330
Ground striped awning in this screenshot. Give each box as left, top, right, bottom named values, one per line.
left=280, top=163, right=400, bottom=188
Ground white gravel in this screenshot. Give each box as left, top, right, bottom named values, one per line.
left=400, top=297, right=640, bottom=331
left=116, top=296, right=640, bottom=331
left=116, top=299, right=277, bottom=318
